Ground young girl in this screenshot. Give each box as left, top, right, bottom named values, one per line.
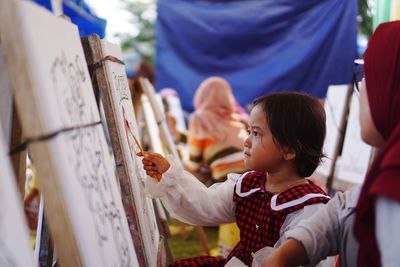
left=261, top=21, right=400, bottom=267
left=139, top=92, right=331, bottom=266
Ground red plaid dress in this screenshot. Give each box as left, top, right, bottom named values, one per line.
left=170, top=171, right=329, bottom=267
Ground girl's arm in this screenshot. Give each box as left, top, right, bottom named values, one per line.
left=262, top=239, right=309, bottom=267
left=258, top=186, right=361, bottom=267
left=140, top=152, right=237, bottom=226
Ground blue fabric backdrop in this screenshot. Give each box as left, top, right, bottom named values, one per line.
left=156, top=0, right=358, bottom=111
left=33, top=0, right=106, bottom=38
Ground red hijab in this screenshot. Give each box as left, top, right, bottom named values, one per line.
left=355, top=21, right=400, bottom=267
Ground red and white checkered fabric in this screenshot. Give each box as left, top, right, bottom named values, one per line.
left=170, top=171, right=329, bottom=266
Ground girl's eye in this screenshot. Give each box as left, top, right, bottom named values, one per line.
left=253, top=131, right=259, bottom=137
left=247, top=129, right=251, bottom=135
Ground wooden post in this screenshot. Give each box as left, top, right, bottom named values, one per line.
left=0, top=44, right=14, bottom=144
left=139, top=78, right=211, bottom=256
left=0, top=104, right=35, bottom=267
left=153, top=199, right=173, bottom=265
left=81, top=35, right=148, bottom=266
left=9, top=102, right=27, bottom=197
left=82, top=34, right=169, bottom=267
left=0, top=2, right=82, bottom=265
left=0, top=2, right=139, bottom=266
left=324, top=86, right=352, bottom=193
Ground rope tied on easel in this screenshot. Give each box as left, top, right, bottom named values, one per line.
left=9, top=121, right=102, bottom=156
left=87, top=55, right=126, bottom=107
left=88, top=55, right=125, bottom=72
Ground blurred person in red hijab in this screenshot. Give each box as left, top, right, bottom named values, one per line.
left=354, top=20, right=400, bottom=267
left=260, top=21, right=400, bottom=267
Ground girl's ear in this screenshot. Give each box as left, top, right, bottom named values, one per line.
left=283, top=148, right=296, bottom=161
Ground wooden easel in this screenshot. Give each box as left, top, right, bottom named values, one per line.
left=82, top=34, right=175, bottom=267
left=138, top=77, right=211, bottom=257
left=332, top=89, right=374, bottom=191
left=0, top=40, right=36, bottom=267
left=9, top=103, right=27, bottom=197
left=82, top=35, right=148, bottom=266
left=1, top=2, right=140, bottom=266
left=1, top=45, right=27, bottom=197
left=132, top=78, right=174, bottom=266
left=314, top=85, right=352, bottom=193
left=8, top=100, right=55, bottom=267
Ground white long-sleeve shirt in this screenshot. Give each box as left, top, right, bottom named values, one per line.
left=283, top=186, right=360, bottom=267
left=145, top=155, right=237, bottom=226
left=145, top=156, right=334, bottom=266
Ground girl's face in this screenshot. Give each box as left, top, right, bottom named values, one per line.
left=243, top=104, right=294, bottom=172
left=359, top=79, right=385, bottom=147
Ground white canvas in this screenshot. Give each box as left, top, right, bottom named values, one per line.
left=335, top=92, right=373, bottom=184
left=141, top=79, right=181, bottom=161
left=142, top=95, right=165, bottom=154
left=164, top=94, right=187, bottom=132
left=0, top=1, right=139, bottom=266
left=315, top=85, right=350, bottom=177
left=101, top=40, right=160, bottom=266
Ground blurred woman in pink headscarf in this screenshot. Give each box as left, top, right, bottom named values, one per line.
left=186, top=76, right=248, bottom=182
left=186, top=76, right=249, bottom=257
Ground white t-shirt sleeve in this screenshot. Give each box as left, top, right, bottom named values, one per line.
left=252, top=203, right=330, bottom=267
left=145, top=155, right=237, bottom=226
left=282, top=186, right=360, bottom=266
left=375, top=196, right=400, bottom=267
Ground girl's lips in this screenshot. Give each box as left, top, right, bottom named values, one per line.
left=244, top=152, right=251, bottom=157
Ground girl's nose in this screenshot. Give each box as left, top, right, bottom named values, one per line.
left=244, top=135, right=251, bottom=148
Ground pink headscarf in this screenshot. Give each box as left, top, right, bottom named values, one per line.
left=189, top=77, right=246, bottom=141
left=355, top=21, right=400, bottom=267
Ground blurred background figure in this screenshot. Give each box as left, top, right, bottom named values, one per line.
left=135, top=59, right=155, bottom=85
left=24, top=157, right=40, bottom=248
left=159, top=88, right=188, bottom=145
left=185, top=76, right=249, bottom=257
left=186, top=77, right=248, bottom=183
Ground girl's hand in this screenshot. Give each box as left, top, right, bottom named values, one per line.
left=137, top=151, right=170, bottom=181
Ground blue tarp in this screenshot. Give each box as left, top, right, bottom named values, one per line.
left=33, top=0, right=106, bottom=38
left=156, top=0, right=358, bottom=111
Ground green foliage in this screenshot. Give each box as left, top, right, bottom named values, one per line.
left=359, top=0, right=373, bottom=36
left=117, top=0, right=156, bottom=63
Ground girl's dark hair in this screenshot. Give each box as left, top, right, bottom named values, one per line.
left=252, top=92, right=326, bottom=177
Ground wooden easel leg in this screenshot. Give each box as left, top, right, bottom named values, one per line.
left=39, top=214, right=53, bottom=267
left=196, top=226, right=210, bottom=256
left=153, top=199, right=173, bottom=265
left=34, top=196, right=56, bottom=267
left=47, top=238, right=54, bottom=267
left=10, top=101, right=26, bottom=198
